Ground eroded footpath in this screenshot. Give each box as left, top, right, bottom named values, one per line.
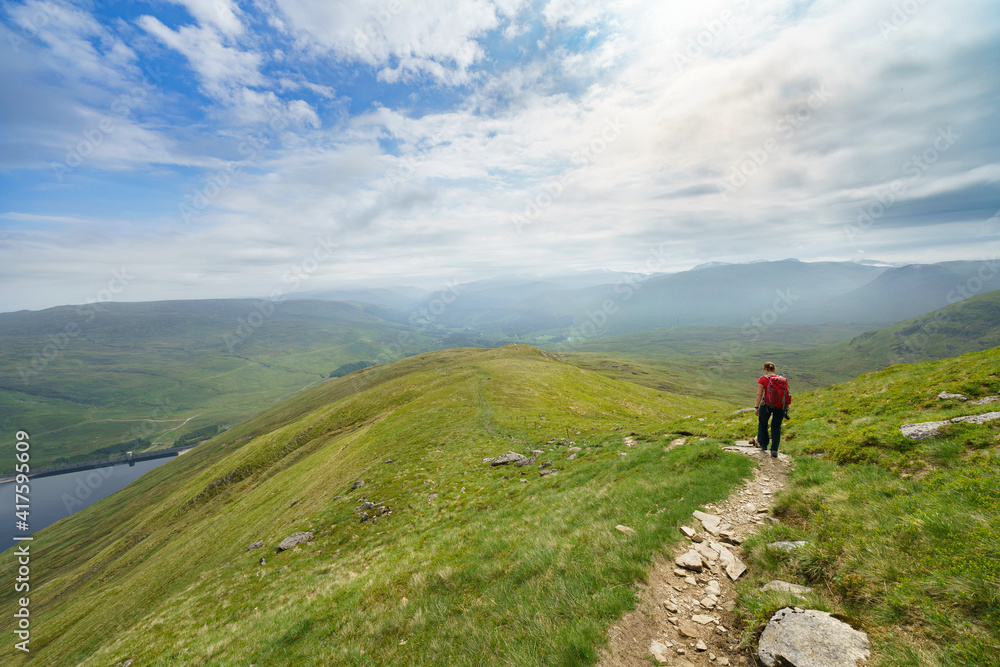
left=597, top=440, right=790, bottom=667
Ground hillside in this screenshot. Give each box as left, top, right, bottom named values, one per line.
left=553, top=289, right=1000, bottom=404
left=0, top=345, right=749, bottom=666
left=675, top=346, right=1000, bottom=664
left=0, top=299, right=434, bottom=469
left=554, top=322, right=878, bottom=403
left=782, top=288, right=1000, bottom=382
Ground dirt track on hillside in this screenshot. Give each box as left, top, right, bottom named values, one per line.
left=596, top=440, right=791, bottom=667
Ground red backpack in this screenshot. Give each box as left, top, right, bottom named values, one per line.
left=764, top=375, right=792, bottom=409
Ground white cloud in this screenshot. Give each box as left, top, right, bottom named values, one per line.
left=0, top=212, right=88, bottom=224
left=138, top=16, right=264, bottom=97
left=3, top=0, right=1000, bottom=310
left=162, top=0, right=246, bottom=37
left=138, top=14, right=320, bottom=127
left=6, top=0, right=139, bottom=84
left=270, top=0, right=504, bottom=83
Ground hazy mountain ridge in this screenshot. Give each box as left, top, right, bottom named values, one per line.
left=392, top=260, right=996, bottom=336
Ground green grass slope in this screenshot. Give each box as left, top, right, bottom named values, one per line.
left=0, top=299, right=433, bottom=470
left=0, top=345, right=749, bottom=666
left=550, top=322, right=883, bottom=403
left=674, top=346, right=1000, bottom=665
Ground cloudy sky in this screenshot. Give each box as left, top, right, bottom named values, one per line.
left=1, top=0, right=998, bottom=311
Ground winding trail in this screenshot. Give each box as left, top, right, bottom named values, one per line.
left=597, top=440, right=792, bottom=667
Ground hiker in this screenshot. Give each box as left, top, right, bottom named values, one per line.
left=755, top=362, right=791, bottom=458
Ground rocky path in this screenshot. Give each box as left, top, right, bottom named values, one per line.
left=596, top=440, right=792, bottom=667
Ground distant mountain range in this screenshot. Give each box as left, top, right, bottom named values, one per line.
left=307, top=259, right=995, bottom=337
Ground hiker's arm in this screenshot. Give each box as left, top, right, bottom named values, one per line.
left=755, top=384, right=764, bottom=409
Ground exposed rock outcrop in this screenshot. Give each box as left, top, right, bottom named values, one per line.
left=489, top=451, right=529, bottom=466
left=277, top=531, right=313, bottom=551
left=901, top=411, right=1000, bottom=439
left=758, top=607, right=870, bottom=667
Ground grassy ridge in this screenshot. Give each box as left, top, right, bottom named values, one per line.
left=0, top=345, right=749, bottom=665
left=670, top=346, right=1000, bottom=665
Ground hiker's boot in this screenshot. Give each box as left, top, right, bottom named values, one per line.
left=770, top=450, right=778, bottom=458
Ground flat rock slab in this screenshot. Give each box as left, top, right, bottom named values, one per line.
left=696, top=541, right=719, bottom=561
left=712, top=542, right=747, bottom=580
left=955, top=411, right=1000, bottom=425
left=677, top=620, right=702, bottom=637
left=769, top=540, right=806, bottom=552
left=762, top=580, right=814, bottom=596
left=615, top=524, right=636, bottom=536
left=675, top=550, right=704, bottom=572
left=758, top=607, right=870, bottom=667
left=649, top=640, right=671, bottom=665
left=938, top=391, right=969, bottom=401
left=277, top=531, right=313, bottom=551
left=901, top=411, right=1000, bottom=439
left=693, top=510, right=721, bottom=532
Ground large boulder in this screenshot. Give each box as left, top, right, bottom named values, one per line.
left=490, top=451, right=529, bottom=466
left=758, top=607, right=870, bottom=667
left=899, top=420, right=950, bottom=439
left=277, top=531, right=313, bottom=551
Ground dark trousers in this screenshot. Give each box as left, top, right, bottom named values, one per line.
left=757, top=404, right=784, bottom=452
